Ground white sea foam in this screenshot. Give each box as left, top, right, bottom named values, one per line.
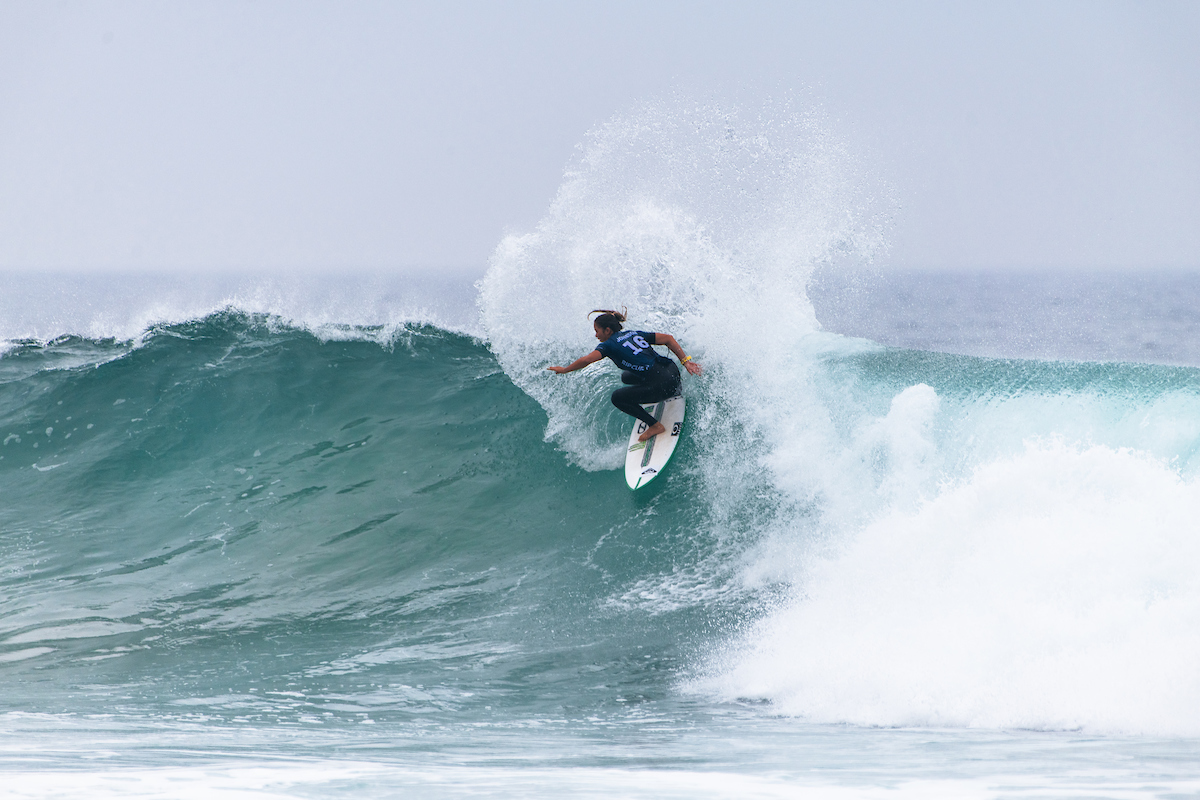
left=7, top=763, right=1184, bottom=800
left=699, top=441, right=1200, bottom=735
left=480, top=97, right=888, bottom=472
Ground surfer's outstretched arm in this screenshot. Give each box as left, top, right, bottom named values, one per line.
left=651, top=333, right=703, bottom=376
left=547, top=350, right=603, bottom=374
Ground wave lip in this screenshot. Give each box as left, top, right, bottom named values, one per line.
left=0, top=271, right=484, bottom=347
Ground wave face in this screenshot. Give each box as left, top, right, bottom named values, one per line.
left=0, top=313, right=731, bottom=724
left=3, top=101, right=1200, bottom=747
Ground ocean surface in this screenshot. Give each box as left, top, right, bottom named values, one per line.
left=3, top=104, right=1200, bottom=798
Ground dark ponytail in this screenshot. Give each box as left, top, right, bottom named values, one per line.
left=589, top=308, right=626, bottom=333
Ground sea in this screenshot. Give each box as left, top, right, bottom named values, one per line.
left=2, top=104, right=1200, bottom=798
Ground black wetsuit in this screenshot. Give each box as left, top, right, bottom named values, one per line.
left=594, top=330, right=682, bottom=428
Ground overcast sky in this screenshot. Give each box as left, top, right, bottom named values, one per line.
left=1, top=1, right=1197, bottom=274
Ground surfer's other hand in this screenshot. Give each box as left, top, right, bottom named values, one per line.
left=685, top=361, right=703, bottom=376
left=547, top=366, right=568, bottom=374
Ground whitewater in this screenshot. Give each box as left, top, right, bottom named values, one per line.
left=2, top=102, right=1200, bottom=798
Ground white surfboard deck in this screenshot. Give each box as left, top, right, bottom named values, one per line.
left=624, top=396, right=685, bottom=490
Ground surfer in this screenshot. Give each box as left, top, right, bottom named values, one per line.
left=547, top=309, right=703, bottom=442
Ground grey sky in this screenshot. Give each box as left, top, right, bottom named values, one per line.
left=1, top=1, right=1197, bottom=273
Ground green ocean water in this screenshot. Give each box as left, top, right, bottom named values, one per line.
left=0, top=314, right=730, bottom=724
left=2, top=310, right=1200, bottom=797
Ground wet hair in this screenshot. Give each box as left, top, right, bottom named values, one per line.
left=590, top=308, right=626, bottom=333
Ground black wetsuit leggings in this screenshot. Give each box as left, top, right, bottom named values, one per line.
left=611, top=360, right=682, bottom=428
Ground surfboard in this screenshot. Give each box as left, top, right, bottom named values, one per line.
left=624, top=396, right=685, bottom=490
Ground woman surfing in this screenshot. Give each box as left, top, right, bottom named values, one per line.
left=547, top=310, right=703, bottom=442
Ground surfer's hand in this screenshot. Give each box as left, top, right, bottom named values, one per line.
left=685, top=360, right=703, bottom=376
left=549, top=351, right=601, bottom=374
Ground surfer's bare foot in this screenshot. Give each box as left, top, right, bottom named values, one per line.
left=638, top=422, right=666, bottom=442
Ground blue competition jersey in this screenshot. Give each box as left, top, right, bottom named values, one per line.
left=595, top=330, right=667, bottom=372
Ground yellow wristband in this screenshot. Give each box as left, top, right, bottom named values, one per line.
left=681, top=355, right=692, bottom=363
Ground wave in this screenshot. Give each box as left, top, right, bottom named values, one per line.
left=4, top=306, right=1200, bottom=736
